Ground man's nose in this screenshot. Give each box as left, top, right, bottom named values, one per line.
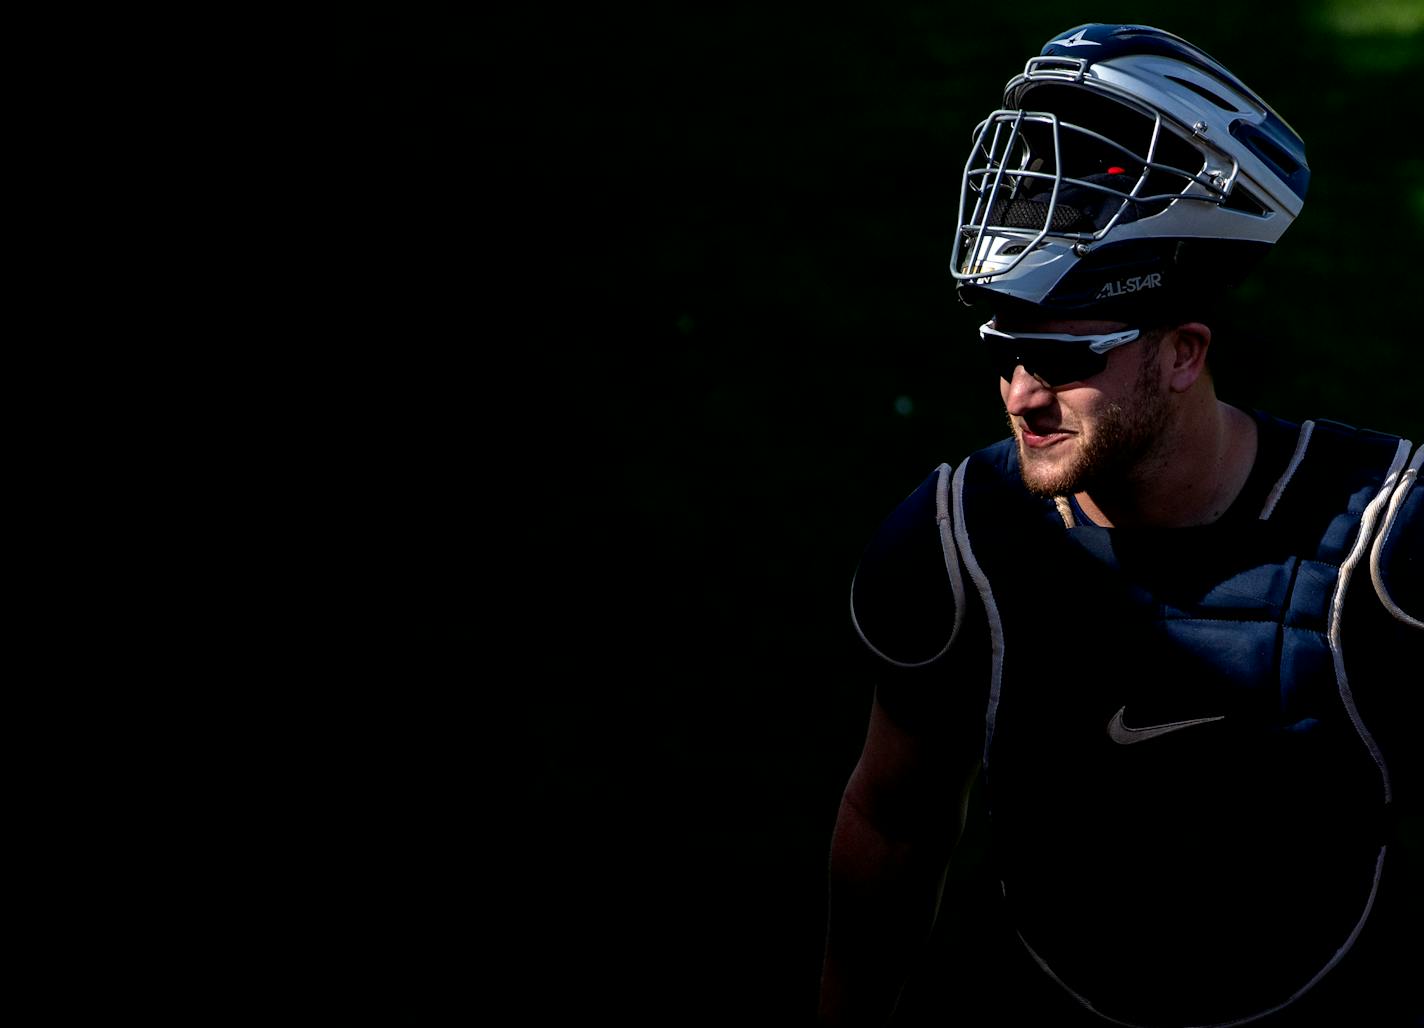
left=1003, top=365, right=1053, bottom=415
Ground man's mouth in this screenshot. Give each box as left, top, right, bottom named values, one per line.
left=1020, top=422, right=1073, bottom=449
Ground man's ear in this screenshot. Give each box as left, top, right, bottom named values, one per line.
left=1165, top=322, right=1211, bottom=393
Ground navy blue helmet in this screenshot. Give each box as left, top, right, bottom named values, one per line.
left=952, top=24, right=1309, bottom=320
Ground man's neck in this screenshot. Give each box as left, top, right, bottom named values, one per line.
left=1074, top=400, right=1259, bottom=528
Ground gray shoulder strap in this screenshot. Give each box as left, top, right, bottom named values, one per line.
left=1370, top=441, right=1423, bottom=629
left=849, top=463, right=967, bottom=668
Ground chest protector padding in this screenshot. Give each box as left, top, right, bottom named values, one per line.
left=954, top=421, right=1409, bottom=1027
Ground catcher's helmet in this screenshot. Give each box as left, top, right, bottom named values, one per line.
left=952, top=24, right=1308, bottom=321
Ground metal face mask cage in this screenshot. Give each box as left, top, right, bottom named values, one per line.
left=951, top=57, right=1238, bottom=283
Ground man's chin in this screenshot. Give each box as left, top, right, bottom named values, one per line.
left=1017, top=440, right=1082, bottom=498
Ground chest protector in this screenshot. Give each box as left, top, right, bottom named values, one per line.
left=948, top=420, right=1416, bottom=1026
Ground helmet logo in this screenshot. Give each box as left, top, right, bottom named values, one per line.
left=1056, top=28, right=1100, bottom=48
left=1095, top=272, right=1162, bottom=299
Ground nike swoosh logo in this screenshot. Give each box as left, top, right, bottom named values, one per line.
left=1056, top=28, right=1100, bottom=48
left=1107, top=706, right=1225, bottom=745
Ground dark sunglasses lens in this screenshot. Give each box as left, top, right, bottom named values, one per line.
left=1032, top=346, right=1108, bottom=385
left=986, top=341, right=1107, bottom=386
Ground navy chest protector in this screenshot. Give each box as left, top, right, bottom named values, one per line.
left=854, top=418, right=1421, bottom=1027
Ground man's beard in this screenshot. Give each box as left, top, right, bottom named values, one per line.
left=1014, top=355, right=1170, bottom=499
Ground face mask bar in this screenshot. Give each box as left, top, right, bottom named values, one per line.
left=951, top=81, right=1238, bottom=283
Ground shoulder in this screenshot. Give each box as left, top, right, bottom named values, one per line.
left=1367, top=431, right=1422, bottom=628
left=850, top=464, right=959, bottom=668
left=1259, top=415, right=1409, bottom=508
left=1258, top=412, right=1421, bottom=623
left=1255, top=415, right=1412, bottom=538
left=849, top=441, right=1028, bottom=668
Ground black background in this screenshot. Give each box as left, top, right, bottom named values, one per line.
left=331, top=5, right=1423, bottom=1023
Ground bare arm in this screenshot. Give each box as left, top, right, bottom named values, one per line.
left=818, top=690, right=980, bottom=1027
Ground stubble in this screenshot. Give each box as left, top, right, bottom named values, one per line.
left=1014, top=340, right=1170, bottom=499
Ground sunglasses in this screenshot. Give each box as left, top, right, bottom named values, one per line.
left=978, top=320, right=1141, bottom=386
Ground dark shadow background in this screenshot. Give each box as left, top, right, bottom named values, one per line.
left=334, top=4, right=1422, bottom=1023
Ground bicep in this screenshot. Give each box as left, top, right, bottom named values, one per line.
left=843, top=691, right=981, bottom=853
